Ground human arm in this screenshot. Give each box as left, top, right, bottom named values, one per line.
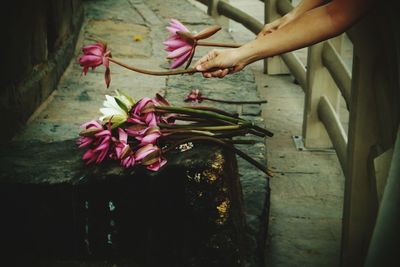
left=195, top=0, right=372, bottom=78
left=258, top=0, right=326, bottom=37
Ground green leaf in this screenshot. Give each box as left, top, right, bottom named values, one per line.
left=115, top=97, right=129, bottom=113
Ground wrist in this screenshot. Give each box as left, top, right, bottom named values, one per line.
left=235, top=43, right=263, bottom=66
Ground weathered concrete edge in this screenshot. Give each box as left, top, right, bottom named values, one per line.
left=2, top=6, right=84, bottom=143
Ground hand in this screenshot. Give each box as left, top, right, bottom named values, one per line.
left=257, top=13, right=294, bottom=38
left=194, top=49, right=246, bottom=78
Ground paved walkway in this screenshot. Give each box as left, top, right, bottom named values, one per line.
left=15, top=0, right=268, bottom=266
left=191, top=0, right=346, bottom=266
left=15, top=0, right=345, bottom=266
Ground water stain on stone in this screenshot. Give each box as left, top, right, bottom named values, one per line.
left=78, top=91, right=90, bottom=102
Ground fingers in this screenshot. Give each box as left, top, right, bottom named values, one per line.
left=194, top=50, right=219, bottom=71
left=202, top=68, right=230, bottom=78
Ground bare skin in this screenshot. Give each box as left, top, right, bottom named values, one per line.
left=195, top=0, right=372, bottom=78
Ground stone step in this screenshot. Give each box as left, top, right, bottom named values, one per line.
left=1, top=140, right=247, bottom=266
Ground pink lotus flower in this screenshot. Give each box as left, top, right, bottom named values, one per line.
left=184, top=89, right=203, bottom=103
left=164, top=19, right=195, bottom=69
left=135, top=144, right=167, bottom=171
left=128, top=97, right=158, bottom=126
left=78, top=120, right=112, bottom=165
left=114, top=128, right=136, bottom=168
left=164, top=19, right=222, bottom=69
left=126, top=126, right=161, bottom=146
left=79, top=43, right=112, bottom=88
left=77, top=120, right=103, bottom=148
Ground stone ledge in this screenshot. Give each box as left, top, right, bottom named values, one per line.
left=0, top=140, right=248, bottom=267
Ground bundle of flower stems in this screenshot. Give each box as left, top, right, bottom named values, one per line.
left=78, top=92, right=272, bottom=173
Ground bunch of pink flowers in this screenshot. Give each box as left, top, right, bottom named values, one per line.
left=77, top=93, right=170, bottom=171
left=77, top=91, right=272, bottom=173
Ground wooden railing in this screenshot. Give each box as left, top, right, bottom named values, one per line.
left=196, top=0, right=399, bottom=266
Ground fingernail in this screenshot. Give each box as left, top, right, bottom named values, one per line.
left=196, top=65, right=203, bottom=71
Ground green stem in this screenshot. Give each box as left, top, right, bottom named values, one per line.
left=202, top=97, right=267, bottom=104
left=156, top=106, right=273, bottom=137
left=159, top=123, right=243, bottom=131
left=183, top=105, right=239, bottom=118
left=156, top=106, right=245, bottom=125
left=109, top=58, right=197, bottom=76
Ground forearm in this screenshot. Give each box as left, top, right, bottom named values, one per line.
left=239, top=0, right=368, bottom=65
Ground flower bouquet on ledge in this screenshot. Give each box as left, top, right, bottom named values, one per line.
left=77, top=91, right=272, bottom=173
left=77, top=18, right=272, bottom=174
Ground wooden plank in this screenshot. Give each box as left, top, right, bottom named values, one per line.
left=322, top=41, right=352, bottom=109
left=302, top=43, right=341, bottom=148
left=318, top=96, right=348, bottom=172
left=342, top=4, right=400, bottom=262
left=217, top=0, right=263, bottom=34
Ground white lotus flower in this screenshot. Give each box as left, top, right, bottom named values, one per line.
left=100, top=95, right=128, bottom=126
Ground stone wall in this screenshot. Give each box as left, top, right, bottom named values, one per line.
left=0, top=0, right=83, bottom=143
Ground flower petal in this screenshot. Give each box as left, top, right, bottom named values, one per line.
left=170, top=50, right=192, bottom=68
left=167, top=45, right=192, bottom=59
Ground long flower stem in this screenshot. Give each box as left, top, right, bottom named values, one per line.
left=109, top=58, right=197, bottom=76
left=156, top=106, right=244, bottom=125
left=159, top=123, right=243, bottom=131
left=197, top=41, right=241, bottom=48
left=251, top=124, right=274, bottom=137
left=202, top=97, right=267, bottom=104
left=163, top=136, right=268, bottom=175
left=156, top=106, right=273, bottom=137
left=183, top=106, right=239, bottom=118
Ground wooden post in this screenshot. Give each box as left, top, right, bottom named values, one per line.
left=264, top=0, right=289, bottom=74
left=302, top=41, right=341, bottom=148
left=341, top=8, right=400, bottom=264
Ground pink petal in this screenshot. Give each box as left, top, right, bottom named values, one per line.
left=167, top=45, right=192, bottom=59
left=135, top=144, right=157, bottom=161
left=79, top=55, right=102, bottom=67
left=170, top=50, right=192, bottom=68
left=122, top=156, right=135, bottom=168
left=163, top=38, right=188, bottom=49
left=82, top=44, right=103, bottom=56
left=115, top=146, right=123, bottom=159
left=141, top=132, right=161, bottom=146
left=81, top=120, right=102, bottom=129
left=170, top=19, right=189, bottom=32
left=145, top=113, right=157, bottom=126
left=83, top=149, right=95, bottom=160
left=93, top=143, right=108, bottom=152
left=147, top=158, right=167, bottom=171
left=95, top=130, right=111, bottom=137
left=166, top=26, right=180, bottom=35
left=132, top=97, right=153, bottom=115
left=118, top=128, right=128, bottom=143
left=78, top=137, right=93, bottom=148
left=127, top=118, right=146, bottom=125
left=96, top=149, right=108, bottom=163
